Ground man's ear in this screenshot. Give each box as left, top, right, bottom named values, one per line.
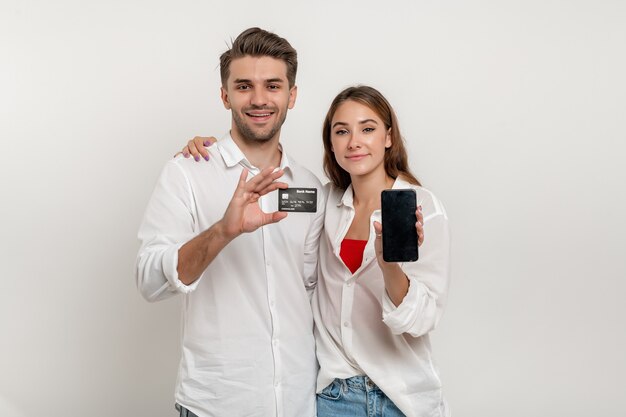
left=220, top=86, right=231, bottom=110
left=287, top=85, right=298, bottom=109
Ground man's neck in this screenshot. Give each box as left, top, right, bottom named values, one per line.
left=230, top=131, right=283, bottom=170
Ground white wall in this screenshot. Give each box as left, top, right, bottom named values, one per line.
left=2, top=0, right=625, bottom=416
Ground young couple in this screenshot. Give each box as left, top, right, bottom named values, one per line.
left=138, top=27, right=450, bottom=417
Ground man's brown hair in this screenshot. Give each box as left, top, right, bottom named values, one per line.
left=220, top=27, right=298, bottom=88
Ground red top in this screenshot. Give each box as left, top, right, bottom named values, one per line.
left=340, top=239, right=368, bottom=274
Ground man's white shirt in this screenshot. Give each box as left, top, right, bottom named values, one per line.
left=136, top=133, right=325, bottom=417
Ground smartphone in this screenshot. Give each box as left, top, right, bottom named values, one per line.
left=381, top=189, right=418, bottom=262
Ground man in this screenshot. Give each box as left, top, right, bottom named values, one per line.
left=136, top=27, right=325, bottom=417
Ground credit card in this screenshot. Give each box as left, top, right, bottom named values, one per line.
left=278, top=188, right=317, bottom=212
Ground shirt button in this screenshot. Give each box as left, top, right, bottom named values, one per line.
left=347, top=282, right=352, bottom=287
left=343, top=322, right=349, bottom=327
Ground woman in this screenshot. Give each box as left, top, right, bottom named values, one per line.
left=180, top=86, right=450, bottom=417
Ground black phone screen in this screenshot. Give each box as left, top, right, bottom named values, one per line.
left=381, top=189, right=418, bottom=262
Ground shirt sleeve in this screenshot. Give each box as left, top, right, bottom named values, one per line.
left=382, top=198, right=451, bottom=337
left=303, top=182, right=329, bottom=300
left=135, top=159, right=201, bottom=302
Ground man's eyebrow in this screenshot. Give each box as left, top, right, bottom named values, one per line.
left=331, top=119, right=379, bottom=128
left=232, top=78, right=285, bottom=84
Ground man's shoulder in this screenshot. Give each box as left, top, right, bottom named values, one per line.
left=284, top=154, right=323, bottom=188
left=318, top=182, right=344, bottom=208
left=166, top=145, right=226, bottom=175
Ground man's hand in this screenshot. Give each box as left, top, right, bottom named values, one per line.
left=177, top=166, right=288, bottom=285
left=219, top=167, right=289, bottom=240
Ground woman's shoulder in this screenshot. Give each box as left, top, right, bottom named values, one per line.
left=396, top=177, right=447, bottom=219
left=322, top=182, right=343, bottom=203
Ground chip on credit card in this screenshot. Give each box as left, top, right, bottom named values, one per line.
left=278, top=188, right=317, bottom=212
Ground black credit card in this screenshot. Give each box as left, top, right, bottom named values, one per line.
left=278, top=188, right=317, bottom=212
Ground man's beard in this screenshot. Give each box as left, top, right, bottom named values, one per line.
left=232, top=106, right=288, bottom=143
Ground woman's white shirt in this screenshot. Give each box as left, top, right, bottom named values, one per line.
left=312, top=177, right=451, bottom=417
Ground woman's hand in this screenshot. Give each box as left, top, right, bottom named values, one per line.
left=373, top=206, right=424, bottom=306
left=373, top=205, right=424, bottom=270
left=174, top=136, right=218, bottom=161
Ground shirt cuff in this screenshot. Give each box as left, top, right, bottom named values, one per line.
left=381, top=276, right=420, bottom=335
left=162, top=243, right=201, bottom=294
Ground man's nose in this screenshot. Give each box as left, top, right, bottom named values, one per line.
left=250, top=88, right=268, bottom=106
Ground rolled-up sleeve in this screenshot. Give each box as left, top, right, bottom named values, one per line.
left=136, top=160, right=201, bottom=302
left=382, top=211, right=451, bottom=337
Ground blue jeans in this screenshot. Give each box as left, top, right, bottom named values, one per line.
left=317, top=376, right=405, bottom=417
left=174, top=403, right=198, bottom=417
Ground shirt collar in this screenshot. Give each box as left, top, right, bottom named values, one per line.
left=337, top=176, right=413, bottom=208
left=217, top=132, right=292, bottom=174
left=338, top=185, right=355, bottom=208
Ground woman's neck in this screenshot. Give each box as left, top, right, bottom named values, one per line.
left=351, top=171, right=395, bottom=208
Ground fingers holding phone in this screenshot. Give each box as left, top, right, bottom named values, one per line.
left=416, top=205, right=424, bottom=247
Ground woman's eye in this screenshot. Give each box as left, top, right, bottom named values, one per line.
left=335, top=129, right=348, bottom=135
left=363, top=127, right=375, bottom=133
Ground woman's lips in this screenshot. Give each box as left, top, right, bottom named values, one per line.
left=346, top=154, right=367, bottom=161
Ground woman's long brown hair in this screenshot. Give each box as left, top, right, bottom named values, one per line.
left=322, top=85, right=420, bottom=190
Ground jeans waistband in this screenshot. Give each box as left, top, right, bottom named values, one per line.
left=342, top=375, right=380, bottom=392
left=175, top=403, right=199, bottom=417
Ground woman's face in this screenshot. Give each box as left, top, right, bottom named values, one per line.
left=329, top=100, right=391, bottom=180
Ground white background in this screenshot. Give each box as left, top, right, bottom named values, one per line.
left=2, top=0, right=625, bottom=416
